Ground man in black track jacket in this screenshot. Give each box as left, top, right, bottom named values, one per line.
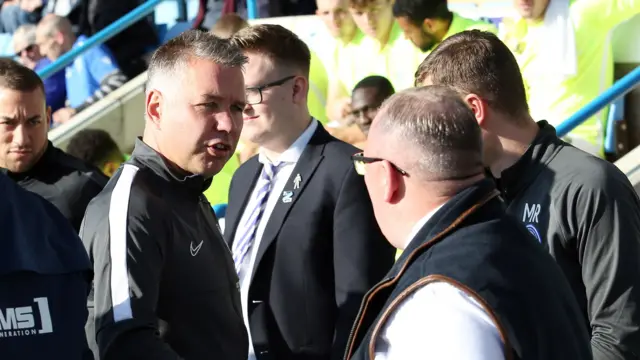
left=3, top=141, right=108, bottom=232
left=80, top=30, right=249, bottom=360
left=0, top=59, right=107, bottom=233
left=416, top=30, right=640, bottom=360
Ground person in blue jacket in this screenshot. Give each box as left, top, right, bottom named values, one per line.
left=0, top=170, right=93, bottom=359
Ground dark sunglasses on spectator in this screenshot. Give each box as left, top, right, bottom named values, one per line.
left=15, top=44, right=36, bottom=57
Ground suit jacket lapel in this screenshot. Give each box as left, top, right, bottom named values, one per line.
left=225, top=158, right=262, bottom=247
left=250, top=126, right=331, bottom=283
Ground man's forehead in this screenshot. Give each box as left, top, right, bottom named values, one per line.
left=317, top=0, right=346, bottom=10
left=353, top=87, right=381, bottom=101
left=350, top=0, right=387, bottom=11
left=244, top=55, right=283, bottom=87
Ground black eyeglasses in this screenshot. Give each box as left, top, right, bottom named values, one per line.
left=351, top=152, right=409, bottom=176
left=245, top=75, right=296, bottom=105
left=15, top=44, right=35, bottom=57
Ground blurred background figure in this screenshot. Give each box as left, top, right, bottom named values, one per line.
left=12, top=24, right=66, bottom=113
left=0, top=0, right=83, bottom=34
left=392, top=0, right=496, bottom=53
left=210, top=12, right=249, bottom=38
left=75, top=0, right=158, bottom=79
left=0, top=0, right=43, bottom=34
left=66, top=128, right=126, bottom=177
left=501, top=0, right=640, bottom=156
left=35, top=15, right=127, bottom=124
left=349, top=75, right=394, bottom=147
left=316, top=0, right=360, bottom=122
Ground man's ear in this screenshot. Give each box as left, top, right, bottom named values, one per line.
left=422, top=17, right=435, bottom=33
left=146, top=89, right=163, bottom=129
left=381, top=160, right=401, bottom=204
left=54, top=31, right=65, bottom=46
left=45, top=105, right=51, bottom=127
left=464, top=93, right=488, bottom=128
left=292, top=76, right=309, bottom=105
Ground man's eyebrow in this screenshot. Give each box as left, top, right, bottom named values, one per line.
left=350, top=103, right=369, bottom=111
left=198, top=93, right=246, bottom=108
left=0, top=115, right=41, bottom=122
left=198, top=94, right=224, bottom=102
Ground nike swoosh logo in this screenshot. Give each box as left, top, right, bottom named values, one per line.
left=190, top=240, right=204, bottom=256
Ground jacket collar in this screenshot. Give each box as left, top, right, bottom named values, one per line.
left=0, top=141, right=55, bottom=180
left=498, top=121, right=564, bottom=199
left=395, top=178, right=502, bottom=271
left=130, top=138, right=212, bottom=196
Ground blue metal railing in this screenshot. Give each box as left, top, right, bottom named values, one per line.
left=37, top=0, right=166, bottom=80
left=557, top=65, right=640, bottom=139
left=604, top=98, right=625, bottom=154
left=247, top=0, right=259, bottom=19
left=37, top=0, right=258, bottom=80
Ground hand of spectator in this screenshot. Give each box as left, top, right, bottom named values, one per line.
left=328, top=97, right=353, bottom=126
left=19, top=0, right=42, bottom=12
left=326, top=124, right=366, bottom=145
left=2, top=0, right=17, bottom=8
left=52, top=107, right=77, bottom=124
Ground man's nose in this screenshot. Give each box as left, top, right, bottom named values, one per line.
left=12, top=125, right=29, bottom=145
left=365, top=14, right=376, bottom=27
left=243, top=103, right=255, bottom=115
left=331, top=12, right=342, bottom=25
left=217, top=110, right=237, bottom=133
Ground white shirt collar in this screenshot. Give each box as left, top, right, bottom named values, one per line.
left=402, top=203, right=446, bottom=250
left=258, top=118, right=318, bottom=165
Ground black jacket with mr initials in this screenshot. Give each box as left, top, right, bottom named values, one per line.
left=81, top=138, right=248, bottom=360
left=498, top=121, right=640, bottom=360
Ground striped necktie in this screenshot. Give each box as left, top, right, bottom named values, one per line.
left=232, top=162, right=282, bottom=273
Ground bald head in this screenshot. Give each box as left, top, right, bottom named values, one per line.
left=36, top=14, right=73, bottom=37
left=35, top=15, right=74, bottom=61
left=369, top=85, right=484, bottom=182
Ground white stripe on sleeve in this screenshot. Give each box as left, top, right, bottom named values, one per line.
left=108, top=164, right=140, bottom=322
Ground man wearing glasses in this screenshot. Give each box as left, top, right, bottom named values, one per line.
left=225, top=24, right=395, bottom=360
left=346, top=85, right=591, bottom=360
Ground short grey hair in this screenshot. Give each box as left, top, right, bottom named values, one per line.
left=374, top=85, right=483, bottom=181
left=13, top=24, right=37, bottom=49
left=147, top=29, right=247, bottom=91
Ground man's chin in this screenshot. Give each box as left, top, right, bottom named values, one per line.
left=4, top=157, right=35, bottom=173
left=201, top=157, right=231, bottom=177
left=5, top=164, right=31, bottom=173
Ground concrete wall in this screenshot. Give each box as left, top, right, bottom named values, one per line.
left=49, top=72, right=146, bottom=153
